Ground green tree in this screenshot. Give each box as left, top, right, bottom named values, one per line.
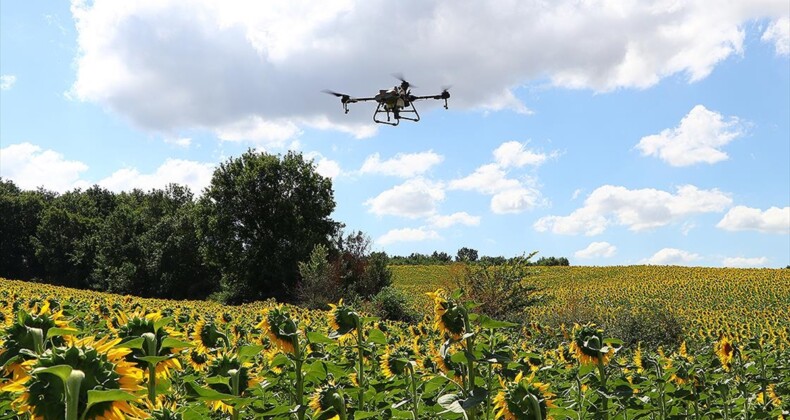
left=0, top=179, right=52, bottom=280
left=199, top=150, right=338, bottom=303
left=456, top=247, right=479, bottom=262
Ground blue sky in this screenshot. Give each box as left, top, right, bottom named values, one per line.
left=1, top=1, right=788, bottom=267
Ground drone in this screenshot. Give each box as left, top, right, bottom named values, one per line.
left=323, top=75, right=450, bottom=126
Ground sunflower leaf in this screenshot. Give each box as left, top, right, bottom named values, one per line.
left=32, top=364, right=72, bottom=382
left=85, top=389, right=140, bottom=414
left=306, top=331, right=335, bottom=344
left=160, top=337, right=195, bottom=350
left=153, top=317, right=173, bottom=332
left=45, top=327, right=80, bottom=339
left=366, top=328, right=387, bottom=345
left=114, top=337, right=145, bottom=350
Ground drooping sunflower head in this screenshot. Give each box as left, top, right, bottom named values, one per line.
left=0, top=307, right=72, bottom=372
left=380, top=345, right=415, bottom=378
left=327, top=299, right=359, bottom=336
left=715, top=335, right=736, bottom=371
left=493, top=371, right=555, bottom=420
left=10, top=336, right=145, bottom=420
left=309, top=381, right=347, bottom=420
left=257, top=305, right=299, bottom=355
left=191, top=319, right=229, bottom=354
left=570, top=323, right=614, bottom=366
left=425, top=289, right=466, bottom=341
left=206, top=352, right=253, bottom=396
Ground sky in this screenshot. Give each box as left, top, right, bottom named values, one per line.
left=1, top=1, right=789, bottom=267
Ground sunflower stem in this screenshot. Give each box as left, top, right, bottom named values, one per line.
left=597, top=354, right=608, bottom=420
left=527, top=393, right=543, bottom=420
left=356, top=321, right=365, bottom=411
left=464, top=313, right=477, bottom=420
left=408, top=363, right=419, bottom=420
left=294, top=344, right=305, bottom=420
left=65, top=370, right=84, bottom=420
left=143, top=332, right=159, bottom=402
left=229, top=368, right=241, bottom=420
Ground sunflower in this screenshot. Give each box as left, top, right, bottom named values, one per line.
left=715, top=335, right=735, bottom=371
left=191, top=318, right=230, bottom=354
left=115, top=311, right=183, bottom=378
left=380, top=345, right=415, bottom=379
left=570, top=323, right=614, bottom=366
left=425, top=289, right=466, bottom=341
left=7, top=336, right=146, bottom=420
left=493, top=371, right=555, bottom=420
left=187, top=348, right=212, bottom=372
left=632, top=344, right=645, bottom=374
left=205, top=352, right=260, bottom=414
left=0, top=305, right=73, bottom=377
left=327, top=299, right=359, bottom=336
left=257, top=305, right=299, bottom=355
left=309, top=381, right=347, bottom=420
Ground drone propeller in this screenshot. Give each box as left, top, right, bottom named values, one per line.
left=322, top=89, right=351, bottom=103
left=392, top=73, right=415, bottom=90
left=440, top=85, right=452, bottom=99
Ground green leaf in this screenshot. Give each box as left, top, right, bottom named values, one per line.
left=115, top=337, right=145, bottom=350
left=32, top=364, right=72, bottom=383
left=185, top=381, right=238, bottom=401
left=360, top=316, right=380, bottom=324
left=367, top=328, right=387, bottom=345
left=160, top=337, right=194, bottom=350
left=136, top=354, right=177, bottom=365
left=45, top=327, right=80, bottom=339
left=238, top=345, right=265, bottom=364
left=85, top=390, right=139, bottom=414
left=153, top=317, right=173, bottom=332
left=260, top=405, right=294, bottom=416
left=437, top=394, right=467, bottom=415
left=353, top=411, right=379, bottom=419
left=306, top=331, right=336, bottom=344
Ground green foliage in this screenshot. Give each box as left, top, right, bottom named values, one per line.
left=453, top=253, right=543, bottom=322
left=297, top=244, right=343, bottom=309
left=455, top=247, right=478, bottom=262
left=199, top=149, right=338, bottom=304
left=0, top=179, right=51, bottom=280
left=369, top=286, right=420, bottom=323
left=606, top=304, right=685, bottom=350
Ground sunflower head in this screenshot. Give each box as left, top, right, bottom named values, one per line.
left=327, top=299, right=359, bottom=336
left=309, top=381, right=348, bottom=420
left=493, top=371, right=555, bottom=420
left=570, top=323, right=614, bottom=366
left=10, top=337, right=145, bottom=420
left=192, top=319, right=230, bottom=353
left=257, top=305, right=299, bottom=355
left=425, top=289, right=466, bottom=341
left=380, top=345, right=415, bottom=378
left=187, top=349, right=212, bottom=372
left=715, top=335, right=736, bottom=371
left=0, top=307, right=71, bottom=371
left=206, top=352, right=252, bottom=396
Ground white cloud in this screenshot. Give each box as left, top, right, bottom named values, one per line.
left=493, top=141, right=551, bottom=168
left=0, top=143, right=89, bottom=192
left=642, top=248, right=701, bottom=265
left=490, top=187, right=543, bottom=214
left=762, top=17, right=790, bottom=56
left=360, top=151, right=443, bottom=178
left=449, top=164, right=521, bottom=195
left=364, top=178, right=445, bottom=218
left=68, top=0, right=785, bottom=138
left=215, top=117, right=302, bottom=148
left=575, top=242, right=617, bottom=259
left=0, top=74, right=16, bottom=90
left=429, top=212, right=480, bottom=228
left=635, top=105, right=743, bottom=166
left=164, top=137, right=192, bottom=147
left=534, top=184, right=732, bottom=235
left=716, top=206, right=790, bottom=234
left=722, top=256, right=769, bottom=267
left=97, top=159, right=215, bottom=194
left=314, top=158, right=342, bottom=180
left=377, top=227, right=441, bottom=245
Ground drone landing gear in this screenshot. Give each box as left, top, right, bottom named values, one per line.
left=373, top=103, right=420, bottom=126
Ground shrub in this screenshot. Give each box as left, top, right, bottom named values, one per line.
left=370, top=286, right=420, bottom=323
left=607, top=304, right=685, bottom=350
left=453, top=253, right=543, bottom=322
left=296, top=244, right=343, bottom=310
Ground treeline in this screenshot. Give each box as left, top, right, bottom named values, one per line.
left=389, top=247, right=570, bottom=266
left=0, top=150, right=339, bottom=304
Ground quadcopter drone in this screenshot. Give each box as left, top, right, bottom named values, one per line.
left=324, top=75, right=450, bottom=126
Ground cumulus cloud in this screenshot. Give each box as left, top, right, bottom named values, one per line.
left=449, top=163, right=544, bottom=214
left=96, top=159, right=215, bottom=194
left=722, top=256, right=769, bottom=267
left=68, top=0, right=785, bottom=140
left=493, top=141, right=551, bottom=168
left=716, top=206, right=790, bottom=234
left=762, top=17, right=790, bottom=56
left=428, top=212, right=480, bottom=228
left=0, top=143, right=89, bottom=192
left=377, top=227, right=441, bottom=245
left=575, top=242, right=617, bottom=259
left=364, top=178, right=445, bottom=218
left=635, top=105, right=743, bottom=166
left=0, top=74, right=16, bottom=90
left=360, top=151, right=443, bottom=178
left=642, top=248, right=701, bottom=265
left=534, top=184, right=732, bottom=235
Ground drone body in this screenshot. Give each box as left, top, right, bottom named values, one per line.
left=324, top=75, right=450, bottom=126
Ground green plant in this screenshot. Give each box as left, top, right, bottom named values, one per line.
left=370, top=286, right=420, bottom=323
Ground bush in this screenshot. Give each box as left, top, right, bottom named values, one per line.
left=296, top=244, right=343, bottom=310
left=370, top=286, right=420, bottom=323
left=453, top=253, right=543, bottom=322
left=607, top=304, right=685, bottom=350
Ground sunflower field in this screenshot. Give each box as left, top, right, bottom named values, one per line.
left=1, top=267, right=789, bottom=419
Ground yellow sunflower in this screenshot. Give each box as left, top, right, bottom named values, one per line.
left=570, top=323, right=614, bottom=366
left=327, top=299, right=359, bottom=336
left=715, top=335, right=735, bottom=371
left=309, top=381, right=347, bottom=420
left=257, top=305, right=299, bottom=355
left=425, top=289, right=466, bottom=341
left=493, top=371, right=555, bottom=420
